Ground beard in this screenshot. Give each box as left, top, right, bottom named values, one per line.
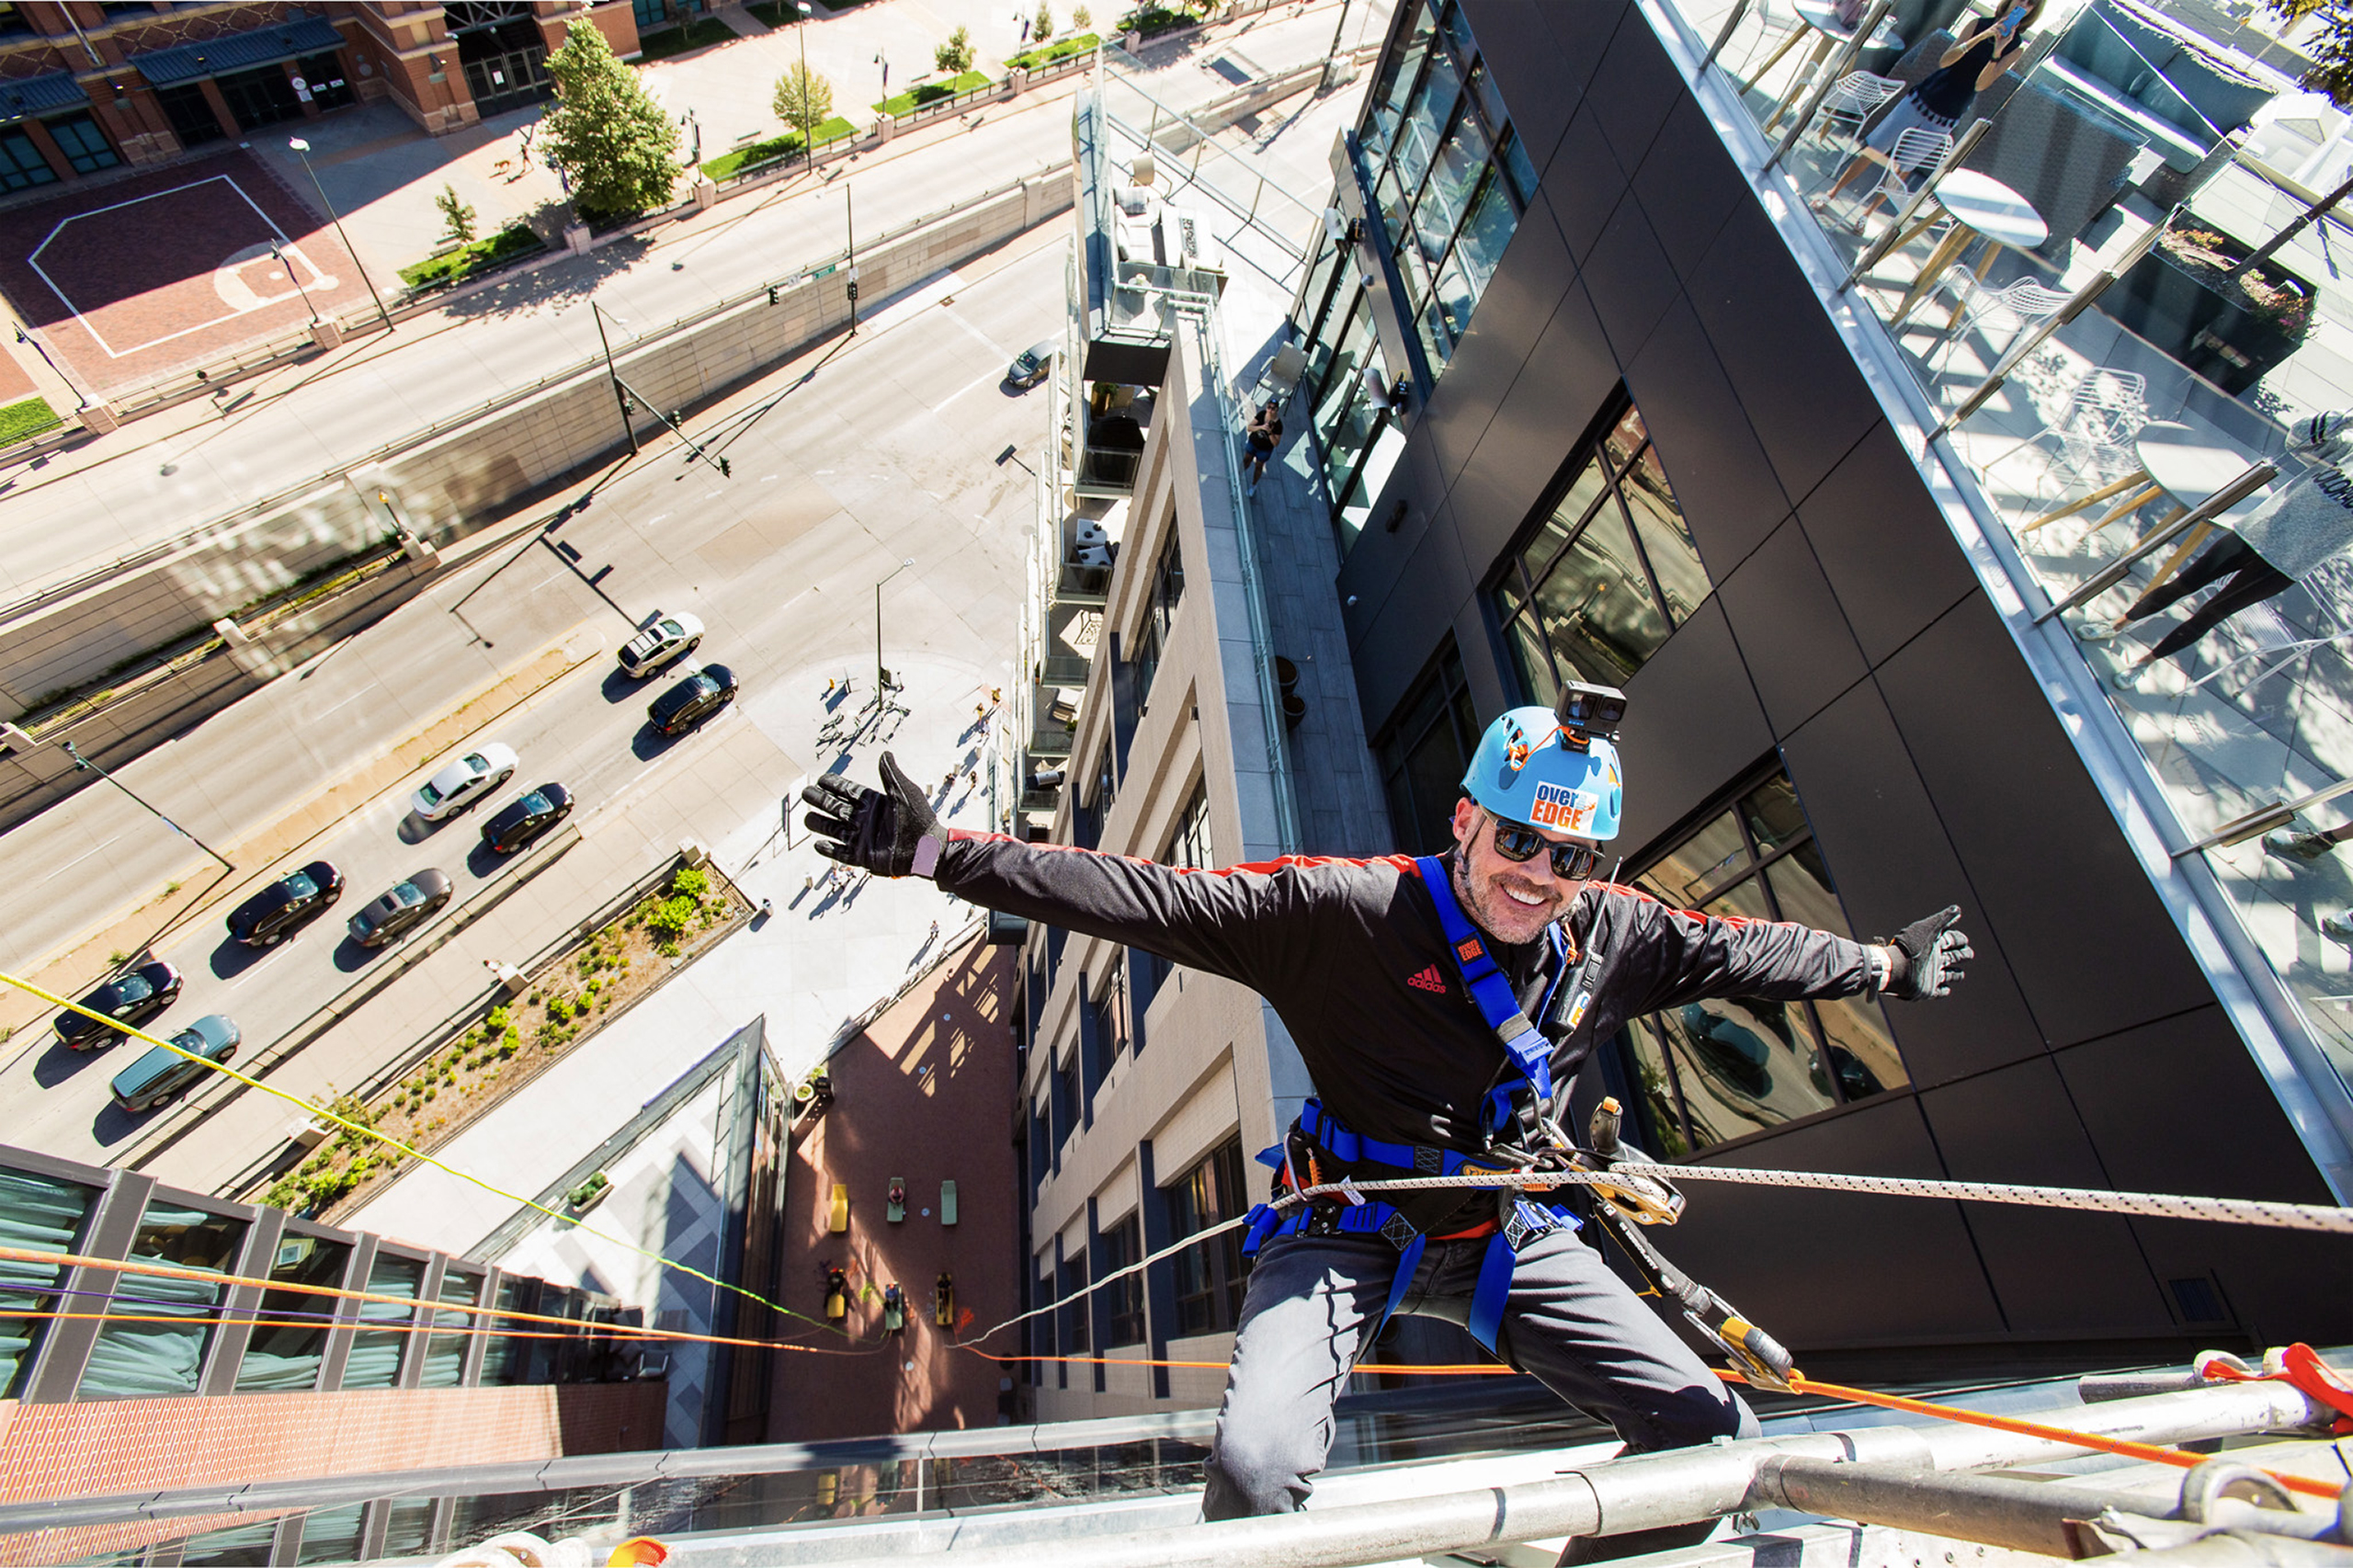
left=1451, top=848, right=1564, bottom=946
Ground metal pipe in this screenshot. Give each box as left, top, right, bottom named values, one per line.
left=2030, top=460, right=2278, bottom=625
left=765, top=1383, right=2336, bottom=1568
left=1765, top=0, right=1892, bottom=171
left=1749, top=1456, right=2121, bottom=1558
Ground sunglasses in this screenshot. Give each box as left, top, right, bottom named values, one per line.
left=1484, top=811, right=1605, bottom=881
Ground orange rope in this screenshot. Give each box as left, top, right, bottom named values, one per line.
left=1763, top=1371, right=2342, bottom=1502
left=0, top=1245, right=879, bottom=1356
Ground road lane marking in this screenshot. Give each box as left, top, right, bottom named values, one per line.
left=29, top=842, right=115, bottom=889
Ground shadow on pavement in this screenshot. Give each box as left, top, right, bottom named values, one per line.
left=602, top=667, right=648, bottom=705
left=208, top=935, right=272, bottom=981
left=332, top=935, right=382, bottom=974
left=30, top=1037, right=103, bottom=1088
left=397, top=810, right=446, bottom=846
left=90, top=1100, right=142, bottom=1145
left=631, top=723, right=683, bottom=762
left=440, top=236, right=649, bottom=324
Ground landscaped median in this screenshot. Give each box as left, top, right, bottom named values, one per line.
left=1007, top=32, right=1099, bottom=71
left=263, top=858, right=750, bottom=1221
left=0, top=395, right=62, bottom=448
left=875, top=69, right=990, bottom=117
left=704, top=117, right=858, bottom=181
left=396, top=222, right=548, bottom=293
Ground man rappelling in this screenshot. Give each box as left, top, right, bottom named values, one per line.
left=801, top=682, right=1972, bottom=1559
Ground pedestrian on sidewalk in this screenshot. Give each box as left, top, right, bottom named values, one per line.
left=1245, top=400, right=1283, bottom=492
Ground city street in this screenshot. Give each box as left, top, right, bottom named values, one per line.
left=0, top=0, right=1374, bottom=603
left=0, top=224, right=1063, bottom=1174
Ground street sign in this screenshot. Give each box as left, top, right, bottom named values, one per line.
left=809, top=262, right=837, bottom=280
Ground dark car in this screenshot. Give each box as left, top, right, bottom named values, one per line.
left=648, top=664, right=738, bottom=737
left=52, top=960, right=183, bottom=1051
left=225, top=861, right=345, bottom=948
left=110, top=1014, right=239, bottom=1115
left=1006, top=339, right=1055, bottom=389
left=347, top=869, right=454, bottom=948
left=482, top=783, right=574, bottom=855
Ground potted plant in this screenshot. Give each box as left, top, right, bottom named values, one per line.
left=2099, top=224, right=2315, bottom=396
left=566, top=1171, right=610, bottom=1213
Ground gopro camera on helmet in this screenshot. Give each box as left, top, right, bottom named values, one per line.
left=1552, top=682, right=1627, bottom=754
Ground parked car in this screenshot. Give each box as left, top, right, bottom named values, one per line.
left=482, top=783, right=574, bottom=855
left=110, top=1014, right=239, bottom=1115
left=412, top=742, right=518, bottom=822
left=648, top=664, right=739, bottom=737
left=52, top=960, right=182, bottom=1051
left=225, top=861, right=344, bottom=947
left=616, top=610, right=704, bottom=677
left=347, top=869, right=454, bottom=948
left=1006, top=339, right=1055, bottom=389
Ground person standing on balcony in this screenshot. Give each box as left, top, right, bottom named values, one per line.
left=1244, top=399, right=1284, bottom=493
left=2086, top=412, right=2353, bottom=698
left=801, top=691, right=1973, bottom=1562
left=1810, top=0, right=2043, bottom=217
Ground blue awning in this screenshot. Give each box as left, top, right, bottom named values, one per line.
left=129, top=12, right=346, bottom=88
left=0, top=72, right=90, bottom=126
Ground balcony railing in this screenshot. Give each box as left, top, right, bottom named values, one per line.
left=1653, top=0, right=2353, bottom=1165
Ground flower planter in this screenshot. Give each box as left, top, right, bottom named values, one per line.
left=2097, top=239, right=2313, bottom=397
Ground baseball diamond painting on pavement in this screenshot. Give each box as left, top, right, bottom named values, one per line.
left=0, top=144, right=369, bottom=395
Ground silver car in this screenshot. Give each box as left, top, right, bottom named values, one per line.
left=617, top=610, right=704, bottom=677
left=347, top=869, right=454, bottom=948
left=412, top=743, right=517, bottom=822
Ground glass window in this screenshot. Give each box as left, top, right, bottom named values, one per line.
left=79, top=1200, right=244, bottom=1399
left=1451, top=173, right=1516, bottom=300
left=419, top=1267, right=483, bottom=1387
left=1102, top=1214, right=1145, bottom=1346
left=1133, top=529, right=1184, bottom=706
left=1392, top=45, right=1461, bottom=197
left=294, top=1505, right=367, bottom=1564
left=1378, top=642, right=1478, bottom=854
left=483, top=1276, right=543, bottom=1386
left=177, top=1518, right=279, bottom=1566
left=1095, top=956, right=1128, bottom=1062
left=1611, top=771, right=1907, bottom=1156
left=1415, top=104, right=1491, bottom=251
left=0, top=129, right=53, bottom=192
left=1495, top=395, right=1714, bottom=699
left=1165, top=1137, right=1249, bottom=1335
left=340, top=1251, right=423, bottom=1389
left=1164, top=779, right=1213, bottom=869
left=0, top=1167, right=95, bottom=1396
left=1361, top=0, right=1434, bottom=162
left=234, top=1233, right=349, bottom=1392
left=42, top=112, right=117, bottom=174
left=1060, top=1250, right=1089, bottom=1353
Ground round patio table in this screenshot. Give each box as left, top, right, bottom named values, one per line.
left=1887, top=169, right=2048, bottom=325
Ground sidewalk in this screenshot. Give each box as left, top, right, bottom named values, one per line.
left=0, top=0, right=1370, bottom=607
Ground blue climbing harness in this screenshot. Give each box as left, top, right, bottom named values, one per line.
left=1240, top=856, right=1594, bottom=1352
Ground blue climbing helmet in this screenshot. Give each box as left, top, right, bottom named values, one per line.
left=1460, top=684, right=1627, bottom=841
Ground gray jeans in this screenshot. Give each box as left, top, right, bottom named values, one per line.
left=1201, top=1224, right=1759, bottom=1519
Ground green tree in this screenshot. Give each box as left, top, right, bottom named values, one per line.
left=434, top=183, right=477, bottom=246
left=1035, top=5, right=1054, bottom=40
left=936, top=24, right=975, bottom=74
left=773, top=61, right=834, bottom=143
left=1073, top=6, right=1091, bottom=28
left=539, top=17, right=682, bottom=224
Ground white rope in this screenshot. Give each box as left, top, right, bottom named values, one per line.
left=969, top=1162, right=2353, bottom=1347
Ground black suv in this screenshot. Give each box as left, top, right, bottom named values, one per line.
left=482, top=783, right=574, bottom=855
left=648, top=665, right=738, bottom=737
left=226, top=861, right=345, bottom=947
left=53, top=960, right=183, bottom=1051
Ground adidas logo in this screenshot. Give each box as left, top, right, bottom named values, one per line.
left=1406, top=965, right=1447, bottom=994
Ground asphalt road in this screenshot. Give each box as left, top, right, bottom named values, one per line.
left=0, top=228, right=1063, bottom=1171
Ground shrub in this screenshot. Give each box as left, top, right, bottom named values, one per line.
left=672, top=865, right=710, bottom=901
left=396, top=223, right=544, bottom=290
left=485, top=1005, right=510, bottom=1033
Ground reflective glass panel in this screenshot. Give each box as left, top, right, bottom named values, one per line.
left=235, top=1233, right=349, bottom=1392
left=1620, top=1021, right=1693, bottom=1160
left=342, top=1252, right=425, bottom=1390
left=1641, top=810, right=1745, bottom=908
left=0, top=1167, right=95, bottom=1397
left=79, top=1200, right=243, bottom=1399
left=1529, top=503, right=1669, bottom=685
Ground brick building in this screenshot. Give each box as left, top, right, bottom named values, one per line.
left=0, top=1, right=642, bottom=192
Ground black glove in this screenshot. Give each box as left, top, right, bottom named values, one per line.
left=801, top=752, right=946, bottom=879
left=1884, top=904, right=1972, bottom=1000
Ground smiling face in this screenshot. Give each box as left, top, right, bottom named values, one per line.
left=1448, top=798, right=1596, bottom=946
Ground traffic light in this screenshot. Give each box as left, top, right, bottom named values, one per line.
left=718, top=457, right=731, bottom=478
left=846, top=280, right=859, bottom=302
left=767, top=284, right=779, bottom=305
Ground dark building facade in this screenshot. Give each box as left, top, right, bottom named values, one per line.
left=1301, top=0, right=2353, bottom=1367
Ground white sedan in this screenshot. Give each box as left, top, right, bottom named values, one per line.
left=616, top=609, right=704, bottom=677
left=412, top=742, right=518, bottom=822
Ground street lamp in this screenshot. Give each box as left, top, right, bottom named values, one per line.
left=267, top=239, right=318, bottom=325
left=876, top=47, right=888, bottom=96
left=12, top=324, right=82, bottom=404
left=589, top=301, right=640, bottom=459
left=845, top=182, right=858, bottom=334
left=287, top=137, right=392, bottom=332
left=63, top=742, right=232, bottom=873
left=875, top=556, right=914, bottom=698
left=793, top=2, right=815, bottom=160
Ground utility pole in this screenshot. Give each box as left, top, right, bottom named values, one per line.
left=65, top=742, right=232, bottom=872
left=875, top=556, right=914, bottom=698
left=590, top=301, right=640, bottom=459
left=846, top=183, right=859, bottom=334
left=288, top=137, right=392, bottom=331
left=608, top=369, right=733, bottom=479
left=268, top=240, right=319, bottom=325
left=1318, top=0, right=1351, bottom=92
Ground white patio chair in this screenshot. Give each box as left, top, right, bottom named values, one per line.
left=1854, top=127, right=1955, bottom=227
left=1816, top=71, right=1903, bottom=147
left=1927, top=276, right=2075, bottom=383
left=2048, top=368, right=2151, bottom=494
